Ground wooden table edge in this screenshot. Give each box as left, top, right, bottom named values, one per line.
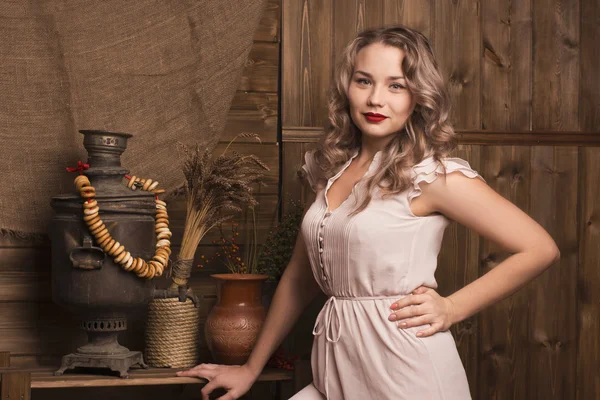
left=1, top=368, right=292, bottom=389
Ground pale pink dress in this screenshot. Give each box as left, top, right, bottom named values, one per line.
left=293, top=149, right=484, bottom=400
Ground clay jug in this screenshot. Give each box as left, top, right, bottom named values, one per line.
left=204, top=274, right=269, bottom=365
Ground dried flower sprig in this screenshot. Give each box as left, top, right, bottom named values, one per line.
left=174, top=133, right=269, bottom=285
left=200, top=221, right=249, bottom=274
left=198, top=200, right=304, bottom=281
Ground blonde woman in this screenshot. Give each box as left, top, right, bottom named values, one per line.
left=178, top=25, right=559, bottom=400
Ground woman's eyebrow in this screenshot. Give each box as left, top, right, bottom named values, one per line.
left=355, top=70, right=405, bottom=80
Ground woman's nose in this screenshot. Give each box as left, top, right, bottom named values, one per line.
left=367, top=86, right=384, bottom=107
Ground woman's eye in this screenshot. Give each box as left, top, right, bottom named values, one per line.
left=390, top=83, right=405, bottom=90
left=356, top=78, right=371, bottom=85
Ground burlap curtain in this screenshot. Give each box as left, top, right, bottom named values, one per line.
left=0, top=0, right=266, bottom=238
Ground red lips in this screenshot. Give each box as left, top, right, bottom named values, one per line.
left=364, top=112, right=388, bottom=123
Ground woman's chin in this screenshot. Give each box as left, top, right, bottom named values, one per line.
left=358, top=126, right=397, bottom=140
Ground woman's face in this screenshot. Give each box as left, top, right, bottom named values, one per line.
left=347, top=42, right=415, bottom=145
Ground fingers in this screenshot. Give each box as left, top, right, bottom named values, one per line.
left=396, top=315, right=430, bottom=329
left=216, top=392, right=238, bottom=400
left=201, top=378, right=224, bottom=400
left=176, top=368, right=214, bottom=381
left=416, top=322, right=443, bottom=338
left=176, top=363, right=214, bottom=375
left=176, top=370, right=199, bottom=377
left=389, top=303, right=424, bottom=321
left=190, top=363, right=218, bottom=372
left=390, top=294, right=426, bottom=310
left=412, top=286, right=429, bottom=295
left=177, top=364, right=246, bottom=400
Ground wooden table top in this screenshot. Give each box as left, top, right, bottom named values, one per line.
left=1, top=367, right=293, bottom=389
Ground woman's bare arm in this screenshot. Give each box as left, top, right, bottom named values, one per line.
left=245, top=232, right=322, bottom=377
left=414, top=172, right=560, bottom=325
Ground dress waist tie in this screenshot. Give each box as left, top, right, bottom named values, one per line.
left=312, top=294, right=405, bottom=399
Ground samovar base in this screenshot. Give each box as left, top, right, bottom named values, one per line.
left=55, top=351, right=148, bottom=378
left=55, top=316, right=148, bottom=378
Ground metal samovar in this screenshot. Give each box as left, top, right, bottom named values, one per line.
left=50, top=130, right=196, bottom=377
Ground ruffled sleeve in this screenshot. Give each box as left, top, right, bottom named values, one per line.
left=408, top=156, right=485, bottom=203
left=301, top=149, right=321, bottom=193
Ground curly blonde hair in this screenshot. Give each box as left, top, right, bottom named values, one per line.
left=311, top=24, right=456, bottom=214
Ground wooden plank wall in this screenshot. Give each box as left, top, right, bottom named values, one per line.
left=0, top=1, right=282, bottom=399
left=282, top=1, right=599, bottom=399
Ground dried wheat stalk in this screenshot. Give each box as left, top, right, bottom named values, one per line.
left=175, top=134, right=269, bottom=284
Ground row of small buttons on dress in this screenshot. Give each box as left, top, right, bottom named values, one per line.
left=318, top=211, right=332, bottom=281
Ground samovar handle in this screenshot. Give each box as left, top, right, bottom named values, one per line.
left=69, top=234, right=106, bottom=270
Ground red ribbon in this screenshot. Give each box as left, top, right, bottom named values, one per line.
left=66, top=161, right=89, bottom=175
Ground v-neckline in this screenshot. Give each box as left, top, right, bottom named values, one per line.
left=324, top=150, right=380, bottom=213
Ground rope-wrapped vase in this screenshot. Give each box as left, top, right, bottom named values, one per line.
left=145, top=300, right=199, bottom=367
left=145, top=257, right=200, bottom=368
